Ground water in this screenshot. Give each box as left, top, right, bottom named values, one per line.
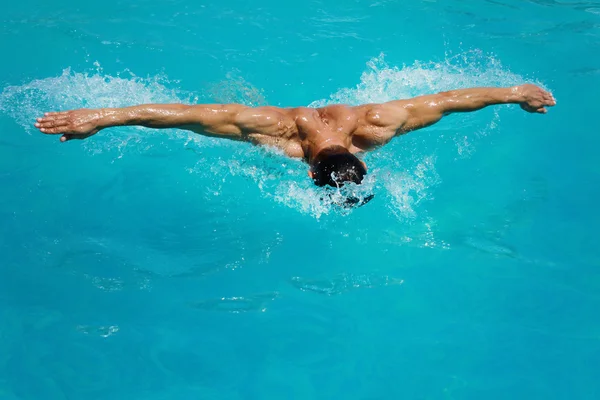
left=1, top=0, right=599, bottom=398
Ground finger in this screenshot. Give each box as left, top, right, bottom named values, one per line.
left=537, top=107, right=547, bottom=114
left=39, top=127, right=65, bottom=134
left=43, top=119, right=68, bottom=127
left=543, top=93, right=556, bottom=105
left=44, top=111, right=68, bottom=117
left=37, top=115, right=68, bottom=123
left=60, top=134, right=73, bottom=142
left=36, top=119, right=69, bottom=129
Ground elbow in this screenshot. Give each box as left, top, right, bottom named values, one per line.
left=435, top=91, right=455, bottom=104
left=432, top=91, right=461, bottom=113
left=421, top=93, right=451, bottom=112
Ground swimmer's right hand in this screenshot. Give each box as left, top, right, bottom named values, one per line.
left=35, top=108, right=103, bottom=142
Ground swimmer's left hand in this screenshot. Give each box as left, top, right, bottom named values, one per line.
left=515, top=84, right=556, bottom=114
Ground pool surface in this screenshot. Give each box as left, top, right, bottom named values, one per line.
left=1, top=0, right=600, bottom=399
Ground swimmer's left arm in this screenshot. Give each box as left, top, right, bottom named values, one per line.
left=390, top=84, right=556, bottom=134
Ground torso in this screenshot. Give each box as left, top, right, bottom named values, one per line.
left=242, top=104, right=404, bottom=160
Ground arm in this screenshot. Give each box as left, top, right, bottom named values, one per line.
left=389, top=84, right=556, bottom=134
left=35, top=103, right=277, bottom=142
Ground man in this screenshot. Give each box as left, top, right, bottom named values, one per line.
left=35, top=84, right=555, bottom=188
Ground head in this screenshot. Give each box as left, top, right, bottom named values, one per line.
left=308, top=146, right=367, bottom=188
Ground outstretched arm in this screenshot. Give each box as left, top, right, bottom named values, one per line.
left=34, top=103, right=284, bottom=142
left=388, top=84, right=556, bottom=134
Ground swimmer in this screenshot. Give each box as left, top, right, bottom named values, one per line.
left=35, top=84, right=555, bottom=187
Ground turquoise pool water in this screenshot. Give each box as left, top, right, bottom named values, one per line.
left=1, top=0, right=600, bottom=398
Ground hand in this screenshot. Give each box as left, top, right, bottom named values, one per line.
left=34, top=108, right=103, bottom=142
left=516, top=84, right=556, bottom=114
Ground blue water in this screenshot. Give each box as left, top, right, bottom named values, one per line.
left=1, top=0, right=600, bottom=398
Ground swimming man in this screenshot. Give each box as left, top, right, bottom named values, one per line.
left=35, top=84, right=555, bottom=187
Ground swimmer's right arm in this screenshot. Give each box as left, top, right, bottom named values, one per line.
left=35, top=103, right=259, bottom=142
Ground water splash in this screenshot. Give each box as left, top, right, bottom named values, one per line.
left=310, top=50, right=531, bottom=107
left=0, top=66, right=191, bottom=131
left=379, top=155, right=440, bottom=221
left=272, top=171, right=379, bottom=219
left=207, top=71, right=268, bottom=107
left=0, top=51, right=534, bottom=220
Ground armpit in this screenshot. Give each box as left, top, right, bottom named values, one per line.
left=246, top=134, right=304, bottom=158
left=351, top=125, right=395, bottom=151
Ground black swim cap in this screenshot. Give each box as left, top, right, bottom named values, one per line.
left=311, top=146, right=367, bottom=187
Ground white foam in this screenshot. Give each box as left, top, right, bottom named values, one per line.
left=0, top=65, right=189, bottom=131
left=272, top=172, right=378, bottom=219
left=379, top=155, right=440, bottom=221
left=310, top=50, right=530, bottom=107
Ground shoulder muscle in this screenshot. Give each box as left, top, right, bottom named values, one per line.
left=362, top=103, right=410, bottom=130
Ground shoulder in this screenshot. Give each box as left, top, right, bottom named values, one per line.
left=356, top=102, right=410, bottom=128
left=287, top=106, right=319, bottom=121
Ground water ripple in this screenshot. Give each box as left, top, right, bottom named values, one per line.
left=76, top=324, right=119, bottom=338
left=462, top=236, right=518, bottom=258
left=290, top=273, right=403, bottom=296
left=189, top=292, right=279, bottom=313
